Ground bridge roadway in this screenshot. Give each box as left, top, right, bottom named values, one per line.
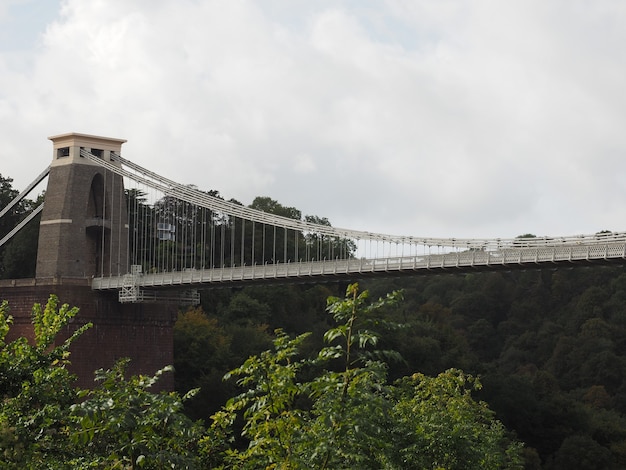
left=92, top=241, right=626, bottom=295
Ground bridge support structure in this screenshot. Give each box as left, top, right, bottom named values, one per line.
left=0, top=133, right=176, bottom=390
left=36, top=133, right=129, bottom=278
left=0, top=278, right=175, bottom=390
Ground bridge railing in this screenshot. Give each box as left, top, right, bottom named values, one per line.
left=91, top=241, right=626, bottom=291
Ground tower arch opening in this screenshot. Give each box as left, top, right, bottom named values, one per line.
left=86, top=172, right=111, bottom=277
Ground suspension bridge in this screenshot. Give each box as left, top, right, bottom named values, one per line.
left=1, top=131, right=625, bottom=388
left=3, top=132, right=626, bottom=305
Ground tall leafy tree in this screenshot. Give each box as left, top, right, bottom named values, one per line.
left=0, top=296, right=88, bottom=466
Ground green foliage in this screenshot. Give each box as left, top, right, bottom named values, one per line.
left=0, top=296, right=203, bottom=468
left=549, top=435, right=613, bottom=470
left=174, top=303, right=274, bottom=422
left=0, top=174, right=41, bottom=279
left=391, top=370, right=523, bottom=469
left=175, top=265, right=626, bottom=468
left=202, top=283, right=521, bottom=469
left=376, top=267, right=626, bottom=467
left=69, top=359, right=203, bottom=469
left=1, top=208, right=40, bottom=278
left=250, top=196, right=302, bottom=220
left=174, top=307, right=234, bottom=421
left=224, top=291, right=272, bottom=325
left=204, top=331, right=311, bottom=469
left=9, top=277, right=593, bottom=468
left=0, top=295, right=87, bottom=467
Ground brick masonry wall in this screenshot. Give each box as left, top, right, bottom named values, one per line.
left=0, top=278, right=176, bottom=391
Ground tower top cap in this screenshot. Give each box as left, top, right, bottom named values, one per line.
left=48, top=132, right=127, bottom=151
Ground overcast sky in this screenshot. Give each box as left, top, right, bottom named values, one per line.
left=2, top=0, right=626, bottom=240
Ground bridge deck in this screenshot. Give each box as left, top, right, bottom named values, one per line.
left=92, top=242, right=626, bottom=291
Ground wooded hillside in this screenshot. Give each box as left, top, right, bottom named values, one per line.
left=176, top=265, right=626, bottom=469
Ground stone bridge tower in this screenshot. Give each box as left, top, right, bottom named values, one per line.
left=1, top=133, right=175, bottom=390
left=36, top=133, right=129, bottom=279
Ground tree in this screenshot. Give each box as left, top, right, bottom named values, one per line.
left=69, top=360, right=203, bottom=469
left=0, top=295, right=88, bottom=467
left=0, top=174, right=41, bottom=279
left=549, top=435, right=613, bottom=470
left=0, top=297, right=203, bottom=468
left=1, top=193, right=43, bottom=279
left=249, top=196, right=301, bottom=220
left=174, top=307, right=236, bottom=421
left=0, top=174, right=20, bottom=237
left=391, top=369, right=523, bottom=469
left=303, top=214, right=357, bottom=261
left=248, top=196, right=303, bottom=264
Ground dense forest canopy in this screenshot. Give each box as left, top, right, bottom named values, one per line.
left=178, top=267, right=626, bottom=468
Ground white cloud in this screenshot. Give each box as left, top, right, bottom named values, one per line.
left=2, top=0, right=626, bottom=240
